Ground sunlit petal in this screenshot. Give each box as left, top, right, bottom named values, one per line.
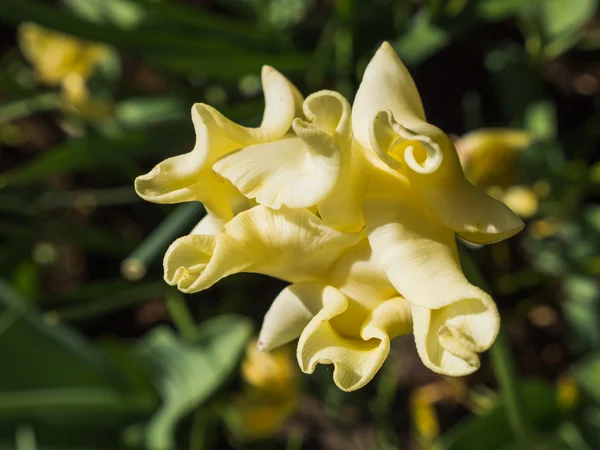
left=297, top=289, right=412, bottom=392
left=352, top=41, right=426, bottom=152
left=164, top=206, right=360, bottom=293
left=412, top=294, right=499, bottom=376
left=258, top=282, right=331, bottom=352
left=135, top=66, right=301, bottom=205
left=364, top=198, right=490, bottom=309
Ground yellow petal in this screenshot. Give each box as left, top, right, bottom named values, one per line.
left=164, top=206, right=360, bottom=293
left=214, top=90, right=352, bottom=212
left=363, top=198, right=491, bottom=310
left=135, top=66, right=301, bottom=205
left=403, top=131, right=525, bottom=244
left=411, top=294, right=499, bottom=376
left=297, top=289, right=411, bottom=392
left=213, top=134, right=341, bottom=209
left=258, top=282, right=327, bottom=352
left=189, top=195, right=254, bottom=235
left=328, top=239, right=397, bottom=305
left=316, top=140, right=367, bottom=233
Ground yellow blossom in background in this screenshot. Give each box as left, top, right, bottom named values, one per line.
left=227, top=340, right=299, bottom=441
left=135, top=42, right=524, bottom=391
left=18, top=22, right=111, bottom=116
left=455, top=128, right=543, bottom=218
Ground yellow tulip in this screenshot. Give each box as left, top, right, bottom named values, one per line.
left=136, top=42, right=524, bottom=391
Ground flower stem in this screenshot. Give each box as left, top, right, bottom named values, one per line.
left=165, top=292, right=196, bottom=343
left=458, top=247, right=531, bottom=449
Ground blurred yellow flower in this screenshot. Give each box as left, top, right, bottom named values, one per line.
left=18, top=22, right=111, bottom=116
left=136, top=43, right=523, bottom=391
left=456, top=128, right=543, bottom=218
left=228, top=340, right=298, bottom=440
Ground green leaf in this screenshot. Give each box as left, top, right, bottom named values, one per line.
left=137, top=316, right=253, bottom=450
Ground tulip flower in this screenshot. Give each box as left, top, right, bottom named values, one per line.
left=136, top=42, right=523, bottom=391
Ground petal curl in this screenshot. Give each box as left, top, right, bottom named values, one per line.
left=412, top=295, right=499, bottom=376
left=135, top=66, right=301, bottom=205
left=297, top=290, right=411, bottom=392
left=214, top=90, right=353, bottom=214
left=363, top=198, right=491, bottom=310
left=352, top=41, right=425, bottom=153
left=164, top=206, right=360, bottom=293
left=257, top=282, right=327, bottom=352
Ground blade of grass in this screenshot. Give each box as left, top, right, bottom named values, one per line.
left=0, top=92, right=61, bottom=123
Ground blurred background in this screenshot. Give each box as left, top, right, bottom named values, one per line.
left=1, top=0, right=600, bottom=449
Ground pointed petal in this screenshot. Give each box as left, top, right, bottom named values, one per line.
left=190, top=213, right=225, bottom=236
left=364, top=198, right=490, bottom=309
left=412, top=295, right=499, bottom=376
left=164, top=206, right=360, bottom=293
left=258, top=282, right=330, bottom=352
left=135, top=67, right=301, bottom=205
left=352, top=42, right=425, bottom=152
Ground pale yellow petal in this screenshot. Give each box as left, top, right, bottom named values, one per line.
left=412, top=295, right=499, bottom=376
left=328, top=239, right=397, bottom=305
left=363, top=198, right=491, bottom=309
left=352, top=41, right=425, bottom=152
left=213, top=134, right=341, bottom=209
left=257, top=282, right=327, bottom=352
left=135, top=66, right=301, bottom=205
left=403, top=130, right=525, bottom=244
left=316, top=140, right=367, bottom=233
left=190, top=213, right=225, bottom=236
left=214, top=90, right=352, bottom=212
left=501, top=186, right=538, bottom=218
left=297, top=290, right=411, bottom=392
left=164, top=205, right=360, bottom=293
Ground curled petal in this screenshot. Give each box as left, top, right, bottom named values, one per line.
left=302, top=90, right=351, bottom=145
left=135, top=66, right=301, bottom=205
left=164, top=205, right=360, bottom=293
left=298, top=290, right=412, bottom=392
left=404, top=131, right=525, bottom=244
left=364, top=198, right=490, bottom=310
left=258, top=282, right=332, bottom=352
left=369, top=110, right=442, bottom=174
left=412, top=295, right=499, bottom=376
left=353, top=41, right=426, bottom=153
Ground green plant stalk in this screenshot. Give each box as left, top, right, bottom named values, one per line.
left=459, top=247, right=531, bottom=449
left=165, top=292, right=196, bottom=343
